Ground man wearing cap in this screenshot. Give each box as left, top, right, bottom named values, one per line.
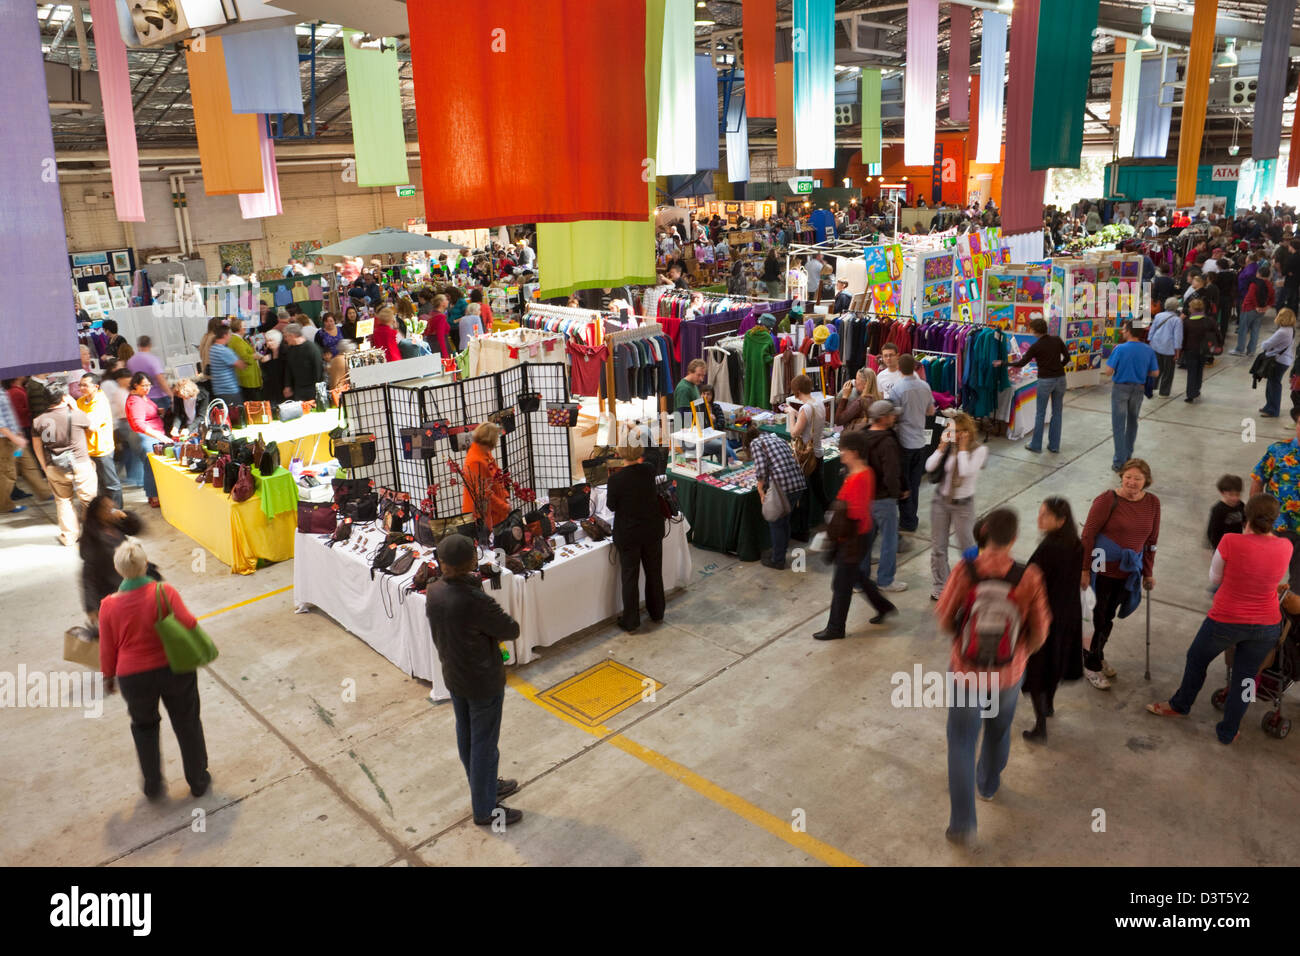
left=425, top=534, right=524, bottom=828
left=887, top=354, right=935, bottom=534
left=281, top=323, right=324, bottom=402
left=862, top=400, right=908, bottom=592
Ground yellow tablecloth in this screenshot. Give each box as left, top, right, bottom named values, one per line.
left=234, top=408, right=340, bottom=466
left=149, top=456, right=297, bottom=575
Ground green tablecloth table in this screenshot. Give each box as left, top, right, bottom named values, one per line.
left=253, top=466, right=299, bottom=520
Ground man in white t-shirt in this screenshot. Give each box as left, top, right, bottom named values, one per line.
left=805, top=254, right=825, bottom=304
left=876, top=342, right=903, bottom=396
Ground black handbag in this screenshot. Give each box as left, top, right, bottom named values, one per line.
left=380, top=497, right=412, bottom=533
left=388, top=545, right=419, bottom=576
left=326, top=516, right=354, bottom=547
left=344, top=493, right=379, bottom=523
left=399, top=425, right=440, bottom=460
left=492, top=509, right=526, bottom=555
left=259, top=440, right=281, bottom=475
left=335, top=434, right=377, bottom=470
left=555, top=521, right=579, bottom=544
left=488, top=407, right=517, bottom=435
left=517, top=391, right=542, bottom=414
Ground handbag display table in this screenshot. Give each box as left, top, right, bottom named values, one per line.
left=149, top=456, right=298, bottom=574
left=234, top=408, right=341, bottom=466
left=292, top=518, right=694, bottom=699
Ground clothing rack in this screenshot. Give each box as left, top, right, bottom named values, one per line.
left=604, top=322, right=669, bottom=413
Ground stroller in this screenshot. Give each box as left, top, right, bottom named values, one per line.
left=1210, top=612, right=1300, bottom=739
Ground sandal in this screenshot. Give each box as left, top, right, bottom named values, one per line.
left=1145, top=701, right=1184, bottom=717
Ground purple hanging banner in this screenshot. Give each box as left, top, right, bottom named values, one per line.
left=0, top=2, right=79, bottom=377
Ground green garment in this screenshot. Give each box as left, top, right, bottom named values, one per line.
left=741, top=327, right=776, bottom=408
left=1029, top=0, right=1101, bottom=171
left=230, top=333, right=262, bottom=390
left=254, top=466, right=298, bottom=520
left=118, top=576, right=152, bottom=593
left=776, top=315, right=791, bottom=334
left=673, top=377, right=700, bottom=412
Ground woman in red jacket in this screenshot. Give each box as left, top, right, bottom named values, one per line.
left=126, top=373, right=168, bottom=508
left=461, top=423, right=510, bottom=530
left=99, top=538, right=210, bottom=800
left=371, top=308, right=402, bottom=362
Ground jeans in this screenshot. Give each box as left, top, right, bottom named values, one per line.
left=1155, top=352, right=1176, bottom=397
left=617, top=535, right=665, bottom=627
left=768, top=513, right=792, bottom=565
left=899, top=446, right=928, bottom=532
left=1236, top=311, right=1263, bottom=354
left=92, top=454, right=123, bottom=509
left=1263, top=358, right=1287, bottom=416
left=117, top=666, right=208, bottom=791
left=947, top=675, right=1022, bottom=837
left=824, top=534, right=894, bottom=636
left=1028, top=375, right=1065, bottom=452
left=450, top=690, right=505, bottom=821
left=862, top=498, right=899, bottom=586
left=1110, top=383, right=1145, bottom=469
left=1185, top=354, right=1205, bottom=400
left=930, top=496, right=977, bottom=594
left=1169, top=618, right=1280, bottom=743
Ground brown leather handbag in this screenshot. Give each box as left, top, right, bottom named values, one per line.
left=244, top=401, right=272, bottom=425
left=230, top=463, right=256, bottom=503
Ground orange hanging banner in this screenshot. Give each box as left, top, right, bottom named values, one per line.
left=776, top=61, right=794, bottom=168
left=1109, top=38, right=1126, bottom=134
left=743, top=0, right=776, bottom=118
left=1176, top=0, right=1218, bottom=207
left=186, top=36, right=263, bottom=196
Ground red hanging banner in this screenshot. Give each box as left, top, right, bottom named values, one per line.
left=743, top=0, right=776, bottom=118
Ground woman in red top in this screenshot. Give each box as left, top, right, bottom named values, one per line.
left=126, top=373, right=168, bottom=507
left=98, top=538, right=210, bottom=799
left=371, top=308, right=402, bottom=362
left=460, top=423, right=510, bottom=529
left=469, top=288, right=493, bottom=333
left=814, top=429, right=897, bottom=640
left=424, top=294, right=452, bottom=357
left=1148, top=494, right=1293, bottom=743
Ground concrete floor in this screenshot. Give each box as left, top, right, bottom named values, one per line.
left=3, top=349, right=1298, bottom=866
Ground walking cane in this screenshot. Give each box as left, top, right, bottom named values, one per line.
left=1144, top=588, right=1152, bottom=681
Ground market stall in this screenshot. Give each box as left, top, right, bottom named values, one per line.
left=148, top=455, right=298, bottom=574
left=234, top=407, right=342, bottom=467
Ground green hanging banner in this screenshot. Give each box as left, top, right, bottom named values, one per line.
left=1029, top=0, right=1100, bottom=171
left=861, top=68, right=882, bottom=166
left=342, top=31, right=410, bottom=187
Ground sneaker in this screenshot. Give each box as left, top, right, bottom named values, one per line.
left=1084, top=668, right=1112, bottom=690
left=930, top=591, right=942, bottom=601
left=1229, top=349, right=1244, bottom=355
left=1101, top=661, right=1117, bottom=679
left=977, top=789, right=996, bottom=802
left=881, top=581, right=908, bottom=593
left=3, top=505, right=27, bottom=514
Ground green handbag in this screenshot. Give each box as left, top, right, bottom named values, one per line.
left=153, top=584, right=219, bottom=673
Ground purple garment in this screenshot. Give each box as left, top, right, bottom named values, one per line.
left=126, top=350, right=166, bottom=401
left=1238, top=261, right=1260, bottom=301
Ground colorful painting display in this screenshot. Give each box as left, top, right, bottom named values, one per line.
left=904, top=248, right=956, bottom=323
left=947, top=226, right=1009, bottom=322
left=981, top=264, right=1048, bottom=333
left=1047, top=253, right=1145, bottom=373
left=862, top=242, right=904, bottom=317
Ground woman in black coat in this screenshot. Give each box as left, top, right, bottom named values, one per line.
left=79, top=494, right=144, bottom=633
left=606, top=446, right=666, bottom=632
left=1022, top=496, right=1085, bottom=741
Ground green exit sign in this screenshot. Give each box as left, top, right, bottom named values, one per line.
left=796, top=179, right=813, bottom=194
left=396, top=185, right=416, bottom=197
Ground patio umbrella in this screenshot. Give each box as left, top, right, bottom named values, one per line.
left=313, top=228, right=463, bottom=256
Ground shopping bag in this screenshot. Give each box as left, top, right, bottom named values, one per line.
left=153, top=584, right=219, bottom=673
left=62, top=626, right=100, bottom=669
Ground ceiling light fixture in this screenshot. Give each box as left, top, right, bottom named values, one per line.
left=995, top=0, right=1014, bottom=12
left=1215, top=37, right=1238, bottom=69
left=1133, top=4, right=1159, bottom=53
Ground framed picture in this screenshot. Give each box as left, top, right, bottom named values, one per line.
left=111, top=251, right=131, bottom=273
left=72, top=267, right=84, bottom=279
left=109, top=287, right=129, bottom=308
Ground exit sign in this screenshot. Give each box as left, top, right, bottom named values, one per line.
left=795, top=179, right=813, bottom=194
left=396, top=185, right=417, bottom=197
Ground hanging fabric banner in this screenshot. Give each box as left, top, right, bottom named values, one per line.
left=187, top=36, right=264, bottom=196
left=975, top=11, right=1007, bottom=165
left=1117, top=43, right=1142, bottom=158
left=695, top=54, right=719, bottom=172
left=1176, top=0, right=1219, bottom=206
left=1253, top=0, right=1297, bottom=160
left=537, top=0, right=664, bottom=298
left=948, top=4, right=971, bottom=123
left=87, top=0, right=144, bottom=221
left=793, top=0, right=835, bottom=170
left=342, top=31, right=409, bottom=188
left=776, top=61, right=795, bottom=168
left=1003, top=0, right=1046, bottom=235
left=903, top=0, right=939, bottom=167
left=861, top=68, right=882, bottom=166
left=0, top=0, right=78, bottom=376
left=1029, top=0, right=1099, bottom=170
left=657, top=0, right=696, bottom=176
left=726, top=87, right=750, bottom=183
left=1289, top=97, right=1300, bottom=188
left=222, top=26, right=304, bottom=115
left=239, top=119, right=283, bottom=219
left=1132, top=55, right=1176, bottom=159
left=410, top=1, right=648, bottom=229
left=742, top=0, right=776, bottom=118
left=1109, top=39, right=1126, bottom=145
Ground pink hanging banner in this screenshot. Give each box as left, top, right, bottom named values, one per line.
left=1002, top=0, right=1046, bottom=235
left=239, top=119, right=283, bottom=219
left=903, top=0, right=939, bottom=167
left=948, top=4, right=970, bottom=123
left=88, top=0, right=144, bottom=221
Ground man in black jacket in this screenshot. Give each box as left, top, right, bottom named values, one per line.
left=281, top=324, right=323, bottom=401
left=861, top=400, right=907, bottom=593
left=606, top=445, right=666, bottom=631
left=425, top=534, right=523, bottom=827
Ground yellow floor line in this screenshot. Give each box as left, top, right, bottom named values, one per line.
left=197, top=584, right=293, bottom=621
left=507, top=674, right=864, bottom=867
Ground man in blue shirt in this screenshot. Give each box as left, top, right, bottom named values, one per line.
left=1103, top=322, right=1160, bottom=472
left=1146, top=296, right=1184, bottom=397
left=207, top=327, right=246, bottom=411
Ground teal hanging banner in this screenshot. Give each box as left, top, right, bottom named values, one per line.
left=1029, top=0, right=1100, bottom=170
left=792, top=0, right=835, bottom=170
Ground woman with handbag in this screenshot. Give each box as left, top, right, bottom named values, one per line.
left=925, top=413, right=989, bottom=600
left=744, top=426, right=806, bottom=571
left=813, top=428, right=898, bottom=640
left=98, top=538, right=211, bottom=800
left=1256, top=308, right=1296, bottom=418
left=79, top=493, right=144, bottom=634
left=461, top=423, right=510, bottom=531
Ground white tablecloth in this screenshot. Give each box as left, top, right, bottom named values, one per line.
left=293, top=519, right=692, bottom=699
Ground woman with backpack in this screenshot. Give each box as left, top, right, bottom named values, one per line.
left=937, top=508, right=1050, bottom=846
left=1022, top=497, right=1085, bottom=741
left=1079, top=459, right=1161, bottom=690
left=1232, top=265, right=1275, bottom=356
